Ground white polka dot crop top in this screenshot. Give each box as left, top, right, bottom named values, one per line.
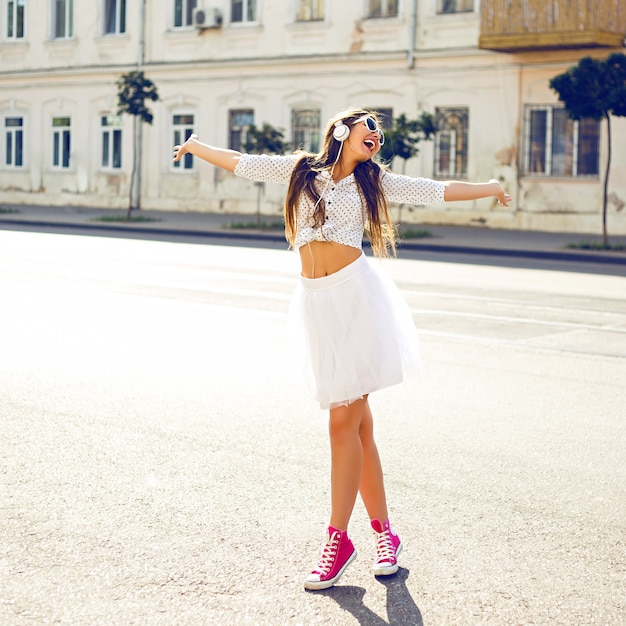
left=234, top=153, right=446, bottom=250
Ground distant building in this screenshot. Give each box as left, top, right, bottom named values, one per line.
left=1, top=0, right=625, bottom=234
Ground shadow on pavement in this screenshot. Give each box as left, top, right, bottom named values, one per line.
left=316, top=568, right=423, bottom=625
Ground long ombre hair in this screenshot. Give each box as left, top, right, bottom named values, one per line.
left=284, top=108, right=396, bottom=258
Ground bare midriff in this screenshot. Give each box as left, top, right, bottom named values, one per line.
left=298, top=240, right=362, bottom=279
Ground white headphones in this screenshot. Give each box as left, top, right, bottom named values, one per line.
left=333, top=120, right=350, bottom=142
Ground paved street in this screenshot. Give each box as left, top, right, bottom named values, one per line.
left=1, top=230, right=625, bottom=625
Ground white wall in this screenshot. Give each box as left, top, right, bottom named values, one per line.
left=1, top=0, right=625, bottom=235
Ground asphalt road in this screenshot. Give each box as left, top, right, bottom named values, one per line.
left=1, top=217, right=625, bottom=277
left=1, top=230, right=625, bottom=625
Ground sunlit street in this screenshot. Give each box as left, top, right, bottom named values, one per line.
left=1, top=230, right=624, bottom=625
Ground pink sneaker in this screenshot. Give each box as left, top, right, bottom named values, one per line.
left=304, top=526, right=357, bottom=590
left=371, top=518, right=402, bottom=576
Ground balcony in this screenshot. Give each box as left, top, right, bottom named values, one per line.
left=479, top=0, right=626, bottom=51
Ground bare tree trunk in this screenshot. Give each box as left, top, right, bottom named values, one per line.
left=602, top=113, right=611, bottom=247
left=127, top=117, right=142, bottom=220
left=128, top=0, right=147, bottom=222
left=255, top=181, right=264, bottom=227
left=397, top=158, right=409, bottom=228
left=127, top=117, right=136, bottom=220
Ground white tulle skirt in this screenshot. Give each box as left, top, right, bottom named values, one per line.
left=288, top=252, right=420, bottom=410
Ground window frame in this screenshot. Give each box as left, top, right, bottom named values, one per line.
left=231, top=0, right=258, bottom=24
left=51, top=115, right=71, bottom=169
left=366, top=0, right=398, bottom=19
left=295, top=0, right=325, bottom=22
left=434, top=107, right=469, bottom=179
left=522, top=104, right=600, bottom=178
left=368, top=107, right=393, bottom=130
left=228, top=109, right=254, bottom=152
left=104, top=0, right=126, bottom=35
left=3, top=114, right=25, bottom=169
left=52, top=0, right=73, bottom=39
left=291, top=108, right=321, bottom=153
left=7, top=0, right=25, bottom=39
left=173, top=0, right=197, bottom=28
left=172, top=113, right=195, bottom=170
left=436, top=0, right=474, bottom=15
left=100, top=115, right=122, bottom=170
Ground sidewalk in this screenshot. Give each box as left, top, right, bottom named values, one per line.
left=1, top=203, right=625, bottom=266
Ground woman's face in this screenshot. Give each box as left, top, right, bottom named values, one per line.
left=345, top=116, right=384, bottom=162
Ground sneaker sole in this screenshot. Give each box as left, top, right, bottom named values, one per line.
left=303, top=549, right=357, bottom=591
left=373, top=542, right=402, bottom=577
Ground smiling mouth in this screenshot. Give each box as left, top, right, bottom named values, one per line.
left=364, top=139, right=376, bottom=150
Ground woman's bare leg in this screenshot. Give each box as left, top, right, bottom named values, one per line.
left=328, top=398, right=366, bottom=530
left=358, top=398, right=389, bottom=522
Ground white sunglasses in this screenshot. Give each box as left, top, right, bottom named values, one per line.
left=352, top=116, right=385, bottom=145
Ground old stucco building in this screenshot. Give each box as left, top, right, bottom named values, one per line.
left=1, top=0, right=625, bottom=234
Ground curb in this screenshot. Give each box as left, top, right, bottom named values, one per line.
left=0, top=218, right=286, bottom=244
left=396, top=241, right=626, bottom=265
left=1, top=217, right=625, bottom=266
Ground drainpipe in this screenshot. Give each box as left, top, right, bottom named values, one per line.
left=408, top=0, right=418, bottom=69
left=131, top=0, right=147, bottom=212
left=138, top=0, right=146, bottom=68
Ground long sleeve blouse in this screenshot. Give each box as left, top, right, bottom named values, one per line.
left=234, top=153, right=446, bottom=250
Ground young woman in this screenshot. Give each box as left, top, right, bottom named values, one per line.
left=173, top=107, right=511, bottom=591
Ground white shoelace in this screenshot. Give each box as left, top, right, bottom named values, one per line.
left=314, top=533, right=340, bottom=575
left=375, top=530, right=395, bottom=563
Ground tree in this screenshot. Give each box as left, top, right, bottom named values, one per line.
left=244, top=123, right=288, bottom=155
left=244, top=123, right=289, bottom=226
left=379, top=112, right=437, bottom=224
left=550, top=53, right=626, bottom=246
left=116, top=70, right=159, bottom=220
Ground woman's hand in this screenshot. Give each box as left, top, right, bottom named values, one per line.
left=172, top=133, right=198, bottom=162
left=171, top=136, right=240, bottom=172
left=490, top=179, right=513, bottom=207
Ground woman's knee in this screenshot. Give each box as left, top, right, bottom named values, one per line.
left=358, top=401, right=376, bottom=443
left=329, top=400, right=365, bottom=442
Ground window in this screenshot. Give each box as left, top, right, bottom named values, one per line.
left=53, top=0, right=73, bottom=38
left=434, top=107, right=468, bottom=178
left=101, top=116, right=122, bottom=169
left=231, top=0, right=257, bottom=23
left=292, top=109, right=320, bottom=153
left=52, top=116, right=71, bottom=168
left=524, top=105, right=599, bottom=177
left=296, top=0, right=324, bottom=22
left=229, top=109, right=254, bottom=152
left=369, top=107, right=393, bottom=130
left=4, top=116, right=24, bottom=167
left=173, top=114, right=194, bottom=169
left=174, top=0, right=196, bottom=27
left=367, top=0, right=398, bottom=18
left=437, top=0, right=474, bottom=14
left=7, top=0, right=25, bottom=38
left=104, top=0, right=126, bottom=34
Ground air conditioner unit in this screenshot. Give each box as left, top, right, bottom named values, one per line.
left=193, top=7, right=223, bottom=30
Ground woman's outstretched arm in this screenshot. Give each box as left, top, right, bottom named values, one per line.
left=380, top=171, right=512, bottom=208
left=444, top=179, right=512, bottom=207
left=172, top=134, right=241, bottom=173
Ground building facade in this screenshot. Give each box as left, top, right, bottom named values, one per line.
left=1, top=0, right=625, bottom=234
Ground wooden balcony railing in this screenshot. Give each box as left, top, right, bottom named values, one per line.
left=479, top=0, right=626, bottom=51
